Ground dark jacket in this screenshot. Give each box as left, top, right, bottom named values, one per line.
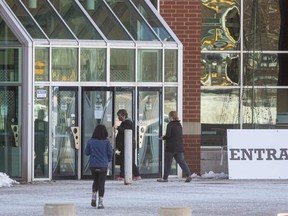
left=115, top=118, right=135, bottom=150
left=85, top=138, right=113, bottom=168
left=162, top=120, right=184, bottom=152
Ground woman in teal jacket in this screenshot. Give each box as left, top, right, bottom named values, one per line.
left=85, top=124, right=113, bottom=209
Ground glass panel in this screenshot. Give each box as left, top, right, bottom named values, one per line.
left=201, top=53, right=239, bottom=86
left=149, top=0, right=158, bottom=10
left=52, top=87, right=78, bottom=178
left=242, top=88, right=276, bottom=128
left=52, top=48, right=78, bottom=82
left=80, top=48, right=106, bottom=81
left=243, top=53, right=279, bottom=86
left=138, top=49, right=162, bottom=82
left=82, top=88, right=113, bottom=177
left=202, top=0, right=240, bottom=51
left=0, top=17, right=20, bottom=45
left=164, top=87, right=177, bottom=175
left=22, top=0, right=75, bottom=39
left=35, top=47, right=49, bottom=81
left=110, top=49, right=135, bottom=82
left=201, top=89, right=240, bottom=146
left=105, top=0, right=158, bottom=41
left=132, top=0, right=174, bottom=42
left=6, top=0, right=46, bottom=39
left=243, top=0, right=280, bottom=51
left=0, top=48, right=21, bottom=82
left=164, top=49, right=177, bottom=82
left=138, top=90, right=160, bottom=175
left=34, top=86, right=49, bottom=178
left=0, top=86, right=21, bottom=178
left=79, top=0, right=131, bottom=40
left=50, top=0, right=102, bottom=40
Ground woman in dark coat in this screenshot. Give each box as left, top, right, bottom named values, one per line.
left=157, top=111, right=192, bottom=183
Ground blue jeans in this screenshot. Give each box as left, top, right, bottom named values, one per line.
left=163, top=152, right=191, bottom=180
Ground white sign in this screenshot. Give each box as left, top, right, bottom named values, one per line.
left=36, top=89, right=47, bottom=99
left=227, top=129, right=288, bottom=179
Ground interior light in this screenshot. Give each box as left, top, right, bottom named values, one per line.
left=87, top=0, right=95, bottom=10
left=28, top=0, right=37, bottom=9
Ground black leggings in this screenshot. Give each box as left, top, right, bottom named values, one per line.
left=90, top=167, right=107, bottom=197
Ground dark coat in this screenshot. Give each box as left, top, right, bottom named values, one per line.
left=162, top=120, right=184, bottom=152
left=115, top=118, right=135, bottom=150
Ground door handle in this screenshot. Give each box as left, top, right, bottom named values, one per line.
left=71, top=126, right=80, bottom=149
left=11, top=125, right=19, bottom=147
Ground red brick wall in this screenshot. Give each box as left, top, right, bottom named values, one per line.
left=160, top=0, right=202, bottom=174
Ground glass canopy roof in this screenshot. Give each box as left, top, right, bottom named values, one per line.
left=2, top=0, right=178, bottom=45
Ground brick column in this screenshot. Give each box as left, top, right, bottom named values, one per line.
left=160, top=0, right=202, bottom=174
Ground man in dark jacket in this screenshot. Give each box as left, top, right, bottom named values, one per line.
left=114, top=109, right=141, bottom=180
left=157, top=111, right=192, bottom=183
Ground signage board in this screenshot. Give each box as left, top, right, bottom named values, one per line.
left=227, top=129, right=288, bottom=179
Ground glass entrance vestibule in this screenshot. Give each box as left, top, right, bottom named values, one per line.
left=0, top=0, right=183, bottom=182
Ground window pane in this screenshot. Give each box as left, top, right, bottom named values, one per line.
left=0, top=18, right=20, bottom=45
left=35, top=48, right=49, bottom=81
left=201, top=89, right=240, bottom=146
left=34, top=86, right=49, bottom=178
left=132, top=0, right=174, bottom=42
left=81, top=48, right=106, bottom=81
left=201, top=53, right=239, bottom=86
left=0, top=48, right=21, bottom=82
left=243, top=0, right=280, bottom=51
left=105, top=0, right=158, bottom=41
left=242, top=88, right=276, bottom=128
left=110, top=49, right=134, bottom=82
left=22, top=0, right=75, bottom=39
left=165, top=49, right=177, bottom=82
left=51, top=0, right=102, bottom=40
left=6, top=0, right=46, bottom=39
left=138, top=49, right=162, bottom=82
left=79, top=0, right=131, bottom=40
left=52, top=48, right=78, bottom=81
left=202, top=0, right=240, bottom=51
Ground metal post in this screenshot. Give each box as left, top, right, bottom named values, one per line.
left=124, top=129, right=132, bottom=185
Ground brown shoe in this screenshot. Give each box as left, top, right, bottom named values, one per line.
left=157, top=178, right=168, bottom=182
left=185, top=176, right=192, bottom=183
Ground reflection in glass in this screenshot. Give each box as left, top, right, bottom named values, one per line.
left=0, top=86, right=21, bottom=177
left=81, top=48, right=106, bottom=81
left=52, top=48, right=78, bottom=81
left=243, top=53, right=279, bottom=86
left=51, top=0, right=102, bottom=40
left=164, top=50, right=177, bottom=82
left=6, top=0, right=46, bottom=39
left=201, top=0, right=240, bottom=51
left=242, top=88, right=276, bottom=128
left=138, top=49, right=162, bottom=82
left=52, top=87, right=77, bottom=177
left=34, top=87, right=49, bottom=178
left=22, top=0, right=75, bottom=39
left=201, top=88, right=240, bottom=146
left=0, top=48, right=21, bottom=82
left=243, top=0, right=280, bottom=51
left=201, top=53, right=239, bottom=86
left=35, top=48, right=49, bottom=81
left=105, top=0, right=158, bottom=41
left=110, top=49, right=134, bottom=82
left=132, top=0, right=174, bottom=42
left=0, top=17, right=20, bottom=44
left=82, top=89, right=113, bottom=176
left=79, top=0, right=131, bottom=40
left=138, top=90, right=160, bottom=174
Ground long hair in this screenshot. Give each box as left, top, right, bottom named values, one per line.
left=92, top=124, right=108, bottom=140
left=169, top=111, right=179, bottom=121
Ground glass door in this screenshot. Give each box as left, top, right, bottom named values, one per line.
left=81, top=87, right=114, bottom=178
left=138, top=87, right=162, bottom=177
left=52, top=87, right=78, bottom=179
